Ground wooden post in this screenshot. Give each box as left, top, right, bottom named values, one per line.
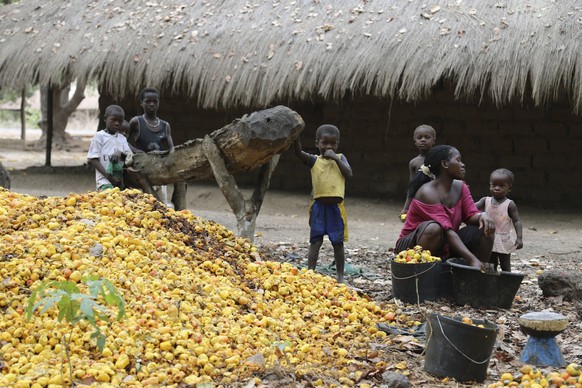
left=202, top=135, right=281, bottom=241
left=45, top=85, right=53, bottom=166
left=20, top=89, right=26, bottom=142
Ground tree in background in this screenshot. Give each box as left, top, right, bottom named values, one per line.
left=36, top=80, right=86, bottom=150
left=1, top=1, right=86, bottom=150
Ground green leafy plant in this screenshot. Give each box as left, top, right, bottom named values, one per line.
left=25, top=277, right=125, bottom=383
left=25, top=108, right=41, bottom=128
left=26, top=277, right=125, bottom=350
left=272, top=340, right=292, bottom=365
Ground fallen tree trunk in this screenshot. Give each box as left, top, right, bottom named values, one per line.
left=126, top=105, right=305, bottom=240
left=129, top=105, right=304, bottom=185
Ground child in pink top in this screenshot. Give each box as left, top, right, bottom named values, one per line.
left=395, top=145, right=495, bottom=269
left=475, top=168, right=523, bottom=272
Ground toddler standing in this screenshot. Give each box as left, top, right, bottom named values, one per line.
left=294, top=124, right=353, bottom=282
left=475, top=168, right=523, bottom=271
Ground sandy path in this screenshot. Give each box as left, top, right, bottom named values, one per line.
left=1, top=130, right=581, bottom=264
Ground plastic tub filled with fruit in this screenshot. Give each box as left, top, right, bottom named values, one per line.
left=390, top=246, right=451, bottom=304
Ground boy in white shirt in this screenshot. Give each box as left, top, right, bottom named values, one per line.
left=87, top=105, right=133, bottom=191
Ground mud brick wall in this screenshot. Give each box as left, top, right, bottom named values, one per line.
left=101, top=86, right=582, bottom=208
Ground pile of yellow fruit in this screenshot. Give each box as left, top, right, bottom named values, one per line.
left=393, top=245, right=441, bottom=264
left=0, top=188, right=402, bottom=386
left=487, top=363, right=582, bottom=387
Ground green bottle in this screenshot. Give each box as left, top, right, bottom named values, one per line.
left=106, top=161, right=124, bottom=188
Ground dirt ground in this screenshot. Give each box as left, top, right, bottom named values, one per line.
left=3, top=138, right=580, bottom=266
left=1, top=132, right=580, bottom=261
left=2, top=136, right=582, bottom=386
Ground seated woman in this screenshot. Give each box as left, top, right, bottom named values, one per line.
left=395, top=145, right=495, bottom=268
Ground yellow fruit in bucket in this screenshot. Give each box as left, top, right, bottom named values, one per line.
left=393, top=245, right=441, bottom=264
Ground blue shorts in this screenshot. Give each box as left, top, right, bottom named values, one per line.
left=309, top=200, right=348, bottom=244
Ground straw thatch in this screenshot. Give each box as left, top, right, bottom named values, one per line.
left=1, top=1, right=581, bottom=112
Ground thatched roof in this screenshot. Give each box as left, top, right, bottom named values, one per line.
left=1, top=1, right=581, bottom=112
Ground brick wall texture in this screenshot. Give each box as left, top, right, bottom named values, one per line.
left=102, top=86, right=582, bottom=207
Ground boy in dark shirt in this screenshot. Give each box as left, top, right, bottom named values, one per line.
left=128, top=87, right=175, bottom=208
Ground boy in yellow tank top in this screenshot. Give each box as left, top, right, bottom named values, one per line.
left=294, top=125, right=353, bottom=282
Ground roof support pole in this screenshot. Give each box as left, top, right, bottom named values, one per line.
left=20, top=89, right=26, bottom=142
left=45, top=85, right=53, bottom=167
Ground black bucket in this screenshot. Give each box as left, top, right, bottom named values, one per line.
left=425, top=313, right=498, bottom=382
left=390, top=260, right=451, bottom=303
left=446, top=258, right=524, bottom=309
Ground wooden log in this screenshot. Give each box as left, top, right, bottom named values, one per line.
left=202, top=135, right=281, bottom=240
left=171, top=182, right=188, bottom=210
left=129, top=105, right=304, bottom=185
left=0, top=162, right=10, bottom=189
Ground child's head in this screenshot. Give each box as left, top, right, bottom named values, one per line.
left=104, top=105, right=125, bottom=134
left=489, top=168, right=514, bottom=200
left=413, top=125, right=436, bottom=154
left=119, top=120, right=130, bottom=138
left=315, top=124, right=340, bottom=154
left=139, top=87, right=161, bottom=115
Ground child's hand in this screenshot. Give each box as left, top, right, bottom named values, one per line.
left=323, top=149, right=338, bottom=160
left=108, top=174, right=122, bottom=188
left=515, top=239, right=523, bottom=249
left=110, top=151, right=123, bottom=163
left=478, top=213, right=495, bottom=237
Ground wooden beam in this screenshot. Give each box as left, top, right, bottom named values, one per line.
left=129, top=105, right=304, bottom=185
left=20, top=89, right=26, bottom=142
left=45, top=85, right=53, bottom=166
